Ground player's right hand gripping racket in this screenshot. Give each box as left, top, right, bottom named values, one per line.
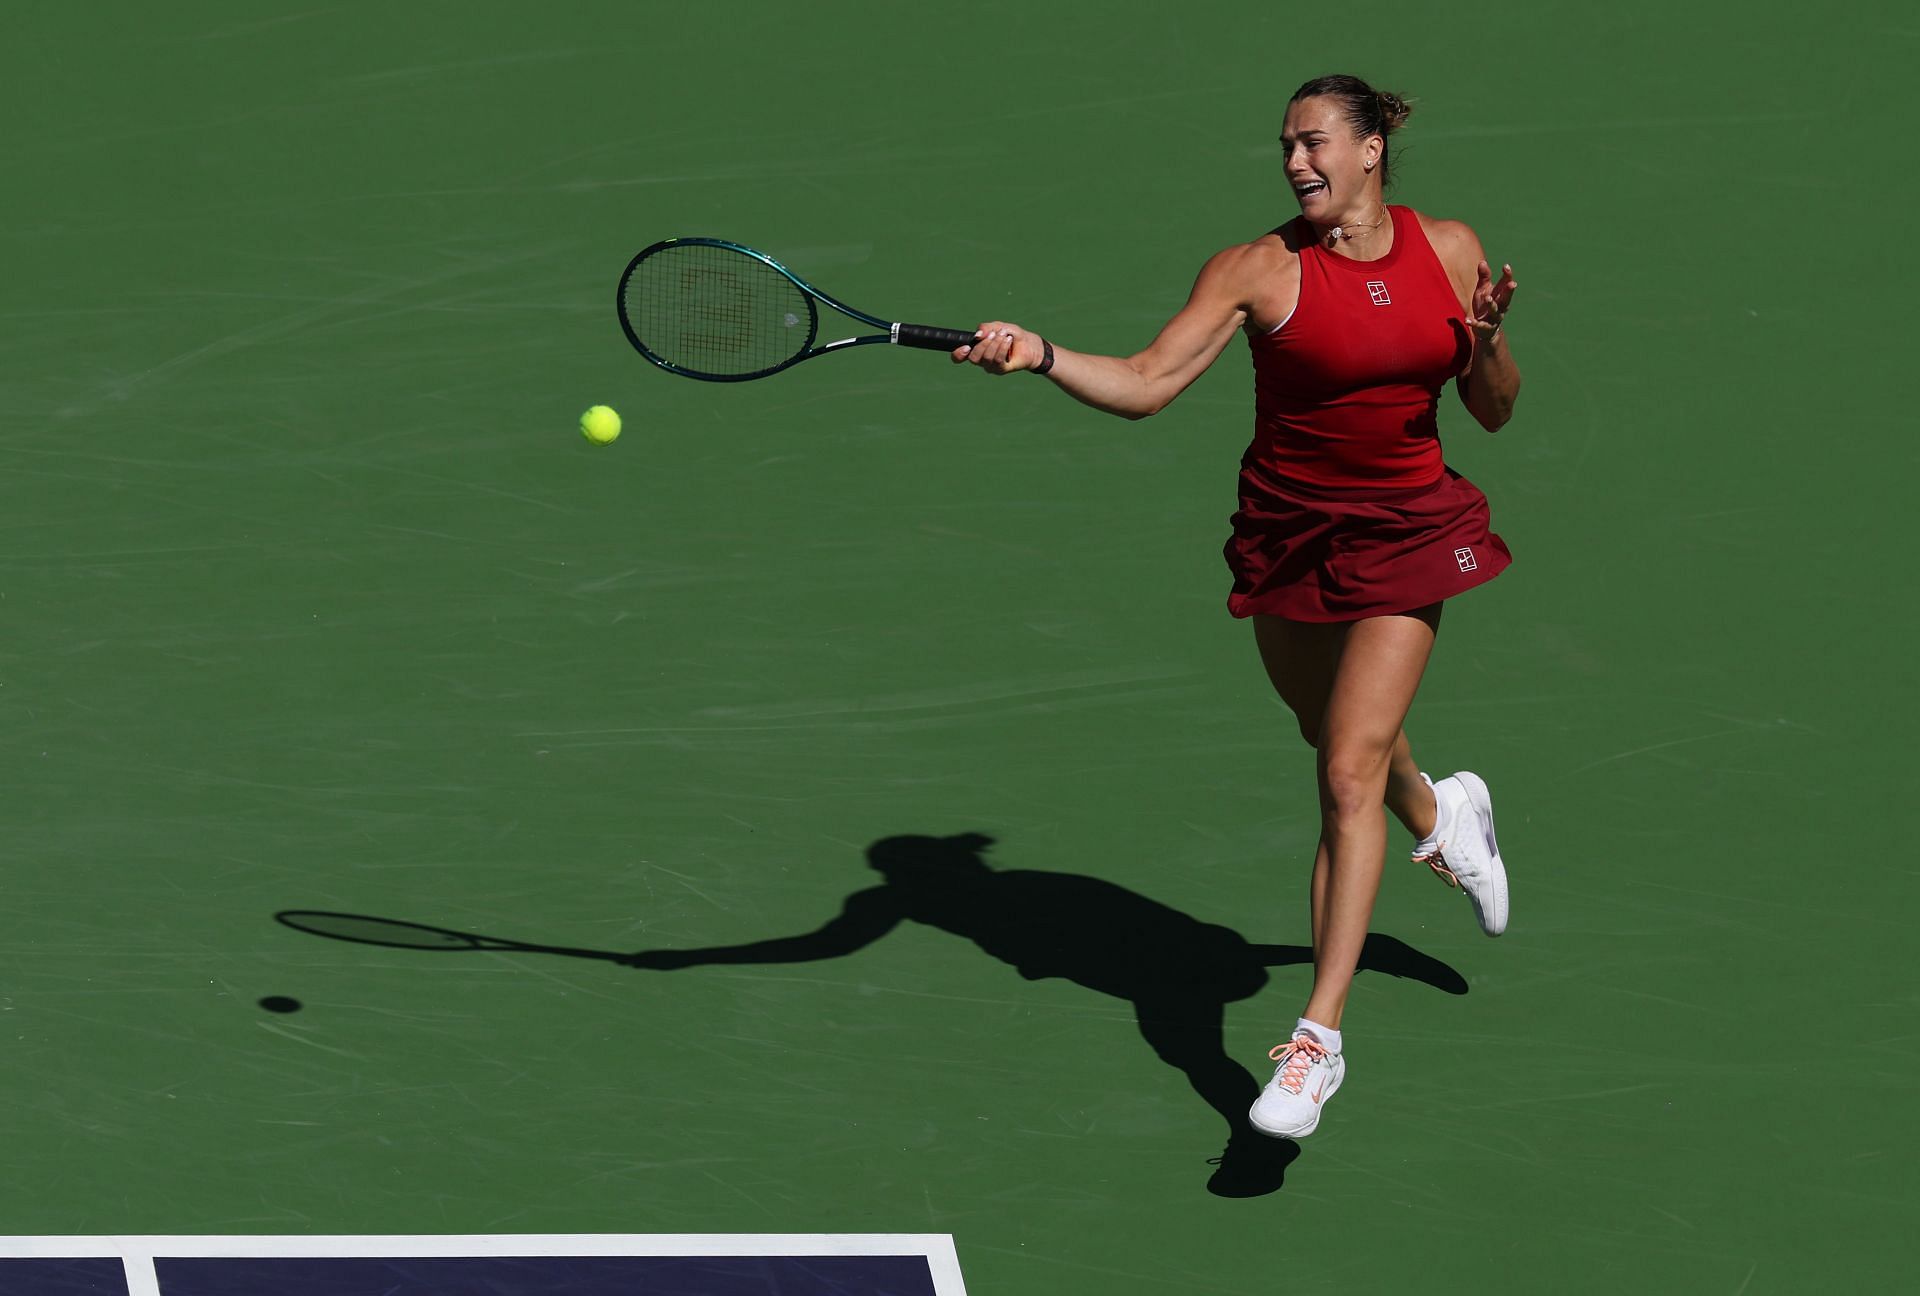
left=617, top=238, right=978, bottom=382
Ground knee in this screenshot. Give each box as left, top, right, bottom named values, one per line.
left=1319, top=745, right=1391, bottom=817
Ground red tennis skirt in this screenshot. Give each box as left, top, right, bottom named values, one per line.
left=1224, top=467, right=1511, bottom=622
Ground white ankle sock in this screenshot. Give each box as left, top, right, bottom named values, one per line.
left=1296, top=1017, right=1341, bottom=1054
left=1413, top=772, right=1445, bottom=855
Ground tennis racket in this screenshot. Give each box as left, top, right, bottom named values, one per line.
left=276, top=910, right=625, bottom=963
left=616, top=238, right=979, bottom=382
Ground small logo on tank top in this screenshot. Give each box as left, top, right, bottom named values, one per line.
left=1367, top=280, right=1391, bottom=306
left=1455, top=547, right=1477, bottom=572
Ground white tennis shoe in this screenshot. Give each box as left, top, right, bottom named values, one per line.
left=1414, top=771, right=1509, bottom=936
left=1249, top=1033, right=1345, bottom=1139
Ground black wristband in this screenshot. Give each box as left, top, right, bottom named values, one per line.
left=1033, top=337, right=1056, bottom=376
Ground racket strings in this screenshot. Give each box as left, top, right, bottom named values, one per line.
left=624, top=243, right=813, bottom=378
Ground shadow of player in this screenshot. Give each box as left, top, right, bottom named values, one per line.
left=623, top=832, right=1466, bottom=1198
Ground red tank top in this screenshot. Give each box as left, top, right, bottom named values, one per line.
left=1242, top=206, right=1470, bottom=491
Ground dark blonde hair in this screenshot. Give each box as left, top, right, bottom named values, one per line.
left=1290, top=75, right=1413, bottom=188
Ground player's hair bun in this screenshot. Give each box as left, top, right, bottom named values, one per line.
left=1376, top=91, right=1412, bottom=132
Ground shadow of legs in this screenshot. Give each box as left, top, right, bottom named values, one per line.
left=1134, top=999, right=1299, bottom=1197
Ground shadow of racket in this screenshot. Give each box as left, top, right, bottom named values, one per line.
left=276, top=910, right=627, bottom=963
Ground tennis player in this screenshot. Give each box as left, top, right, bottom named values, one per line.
left=954, top=75, right=1518, bottom=1139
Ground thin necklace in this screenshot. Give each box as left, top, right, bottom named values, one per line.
left=1326, top=207, right=1389, bottom=243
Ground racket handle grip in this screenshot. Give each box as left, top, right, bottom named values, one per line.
left=894, top=323, right=980, bottom=351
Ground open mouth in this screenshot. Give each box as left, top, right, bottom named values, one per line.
left=1292, top=181, right=1328, bottom=200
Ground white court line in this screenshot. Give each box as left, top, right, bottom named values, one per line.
left=122, top=1254, right=160, bottom=1296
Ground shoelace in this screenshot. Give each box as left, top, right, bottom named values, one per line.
left=1266, top=1036, right=1329, bottom=1094
left=1413, top=843, right=1460, bottom=888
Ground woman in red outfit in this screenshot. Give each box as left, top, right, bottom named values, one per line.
left=955, top=75, right=1519, bottom=1139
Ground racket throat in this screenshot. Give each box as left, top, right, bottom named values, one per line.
left=816, top=334, right=882, bottom=354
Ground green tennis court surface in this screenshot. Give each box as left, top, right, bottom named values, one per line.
left=2, top=1, right=1910, bottom=1291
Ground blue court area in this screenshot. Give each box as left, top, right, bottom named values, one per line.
left=0, top=1259, right=130, bottom=1296
left=0, top=1238, right=961, bottom=1296
left=155, top=1256, right=936, bottom=1296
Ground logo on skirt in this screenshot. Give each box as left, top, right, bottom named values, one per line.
left=1455, top=547, right=1477, bottom=572
left=1367, top=281, right=1391, bottom=306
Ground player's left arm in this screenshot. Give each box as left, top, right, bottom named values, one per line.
left=1423, top=216, right=1521, bottom=433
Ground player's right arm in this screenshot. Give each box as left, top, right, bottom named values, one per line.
left=954, top=243, right=1261, bottom=420
left=620, top=887, right=905, bottom=969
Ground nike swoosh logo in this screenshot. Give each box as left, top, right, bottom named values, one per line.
left=1310, top=1080, right=1326, bottom=1104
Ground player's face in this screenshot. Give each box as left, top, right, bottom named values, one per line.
left=1280, top=97, right=1380, bottom=222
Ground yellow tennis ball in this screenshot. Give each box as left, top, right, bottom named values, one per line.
left=580, top=405, right=621, bottom=444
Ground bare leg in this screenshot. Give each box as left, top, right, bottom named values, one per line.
left=1300, top=612, right=1438, bottom=1029
left=1254, top=614, right=1439, bottom=846
left=1308, top=838, right=1331, bottom=952
left=1251, top=615, right=1341, bottom=750
left=1384, top=602, right=1445, bottom=840
left=1254, top=614, right=1440, bottom=950
left=1386, top=732, right=1438, bottom=842
left=1253, top=616, right=1342, bottom=950
left=1311, top=739, right=1432, bottom=948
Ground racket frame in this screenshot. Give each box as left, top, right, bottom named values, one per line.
left=275, top=910, right=621, bottom=961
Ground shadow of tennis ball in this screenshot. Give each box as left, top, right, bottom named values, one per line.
left=258, top=996, right=303, bottom=1014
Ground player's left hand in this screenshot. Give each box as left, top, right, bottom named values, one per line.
left=1469, top=261, right=1517, bottom=342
